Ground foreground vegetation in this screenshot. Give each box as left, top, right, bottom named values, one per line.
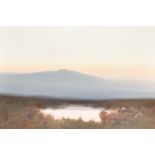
left=0, top=95, right=155, bottom=129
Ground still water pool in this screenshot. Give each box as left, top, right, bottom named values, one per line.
left=40, top=105, right=107, bottom=122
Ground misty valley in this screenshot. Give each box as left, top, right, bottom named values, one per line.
left=0, top=70, right=155, bottom=129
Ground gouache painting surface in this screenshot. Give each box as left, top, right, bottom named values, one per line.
left=0, top=27, right=155, bottom=129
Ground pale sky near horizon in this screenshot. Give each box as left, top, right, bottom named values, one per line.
left=0, top=27, right=155, bottom=81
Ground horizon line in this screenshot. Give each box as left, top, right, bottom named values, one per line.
left=0, top=69, right=155, bottom=82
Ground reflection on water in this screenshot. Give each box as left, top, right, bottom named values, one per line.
left=40, top=105, right=106, bottom=122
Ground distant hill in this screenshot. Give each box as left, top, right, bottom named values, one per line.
left=0, top=69, right=154, bottom=99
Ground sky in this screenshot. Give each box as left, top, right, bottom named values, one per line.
left=0, top=27, right=155, bottom=81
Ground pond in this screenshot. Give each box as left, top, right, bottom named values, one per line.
left=40, top=105, right=108, bottom=122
